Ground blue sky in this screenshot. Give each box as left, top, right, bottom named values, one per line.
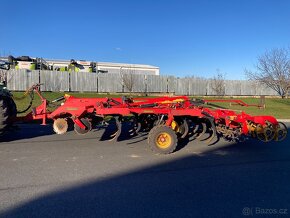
left=1, top=0, right=290, bottom=79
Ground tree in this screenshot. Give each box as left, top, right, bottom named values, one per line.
left=245, top=48, right=290, bottom=98
left=120, top=67, right=135, bottom=93
left=210, top=69, right=225, bottom=96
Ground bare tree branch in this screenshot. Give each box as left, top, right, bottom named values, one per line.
left=210, top=69, right=225, bottom=96
left=120, top=67, right=135, bottom=93
left=245, top=48, right=290, bottom=98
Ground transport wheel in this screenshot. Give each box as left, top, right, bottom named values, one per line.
left=148, top=125, right=178, bottom=154
left=53, top=118, right=68, bottom=134
left=74, top=118, right=92, bottom=135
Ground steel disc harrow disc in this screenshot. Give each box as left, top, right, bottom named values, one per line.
left=53, top=118, right=68, bottom=135
left=74, top=118, right=92, bottom=135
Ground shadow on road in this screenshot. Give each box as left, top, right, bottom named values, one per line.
left=1, top=121, right=137, bottom=143
left=0, top=123, right=55, bottom=142
left=1, top=128, right=289, bottom=218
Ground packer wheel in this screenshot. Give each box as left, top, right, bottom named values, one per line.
left=275, top=122, right=288, bottom=141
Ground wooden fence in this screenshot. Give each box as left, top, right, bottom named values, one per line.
left=5, top=70, right=277, bottom=96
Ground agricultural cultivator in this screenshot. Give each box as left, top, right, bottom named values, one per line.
left=18, top=84, right=287, bottom=154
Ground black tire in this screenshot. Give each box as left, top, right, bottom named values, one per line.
left=148, top=125, right=178, bottom=154
left=0, top=98, right=9, bottom=135
left=74, top=118, right=92, bottom=135
left=7, top=97, right=17, bottom=123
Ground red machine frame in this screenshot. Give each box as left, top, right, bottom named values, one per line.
left=17, top=84, right=288, bottom=154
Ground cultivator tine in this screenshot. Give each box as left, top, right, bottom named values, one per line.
left=191, top=122, right=202, bottom=140
left=192, top=124, right=199, bottom=136
left=109, top=117, right=122, bottom=141
left=197, top=117, right=218, bottom=144
left=206, top=118, right=217, bottom=144
left=100, top=116, right=123, bottom=141
left=136, top=122, right=142, bottom=133
left=129, top=119, right=142, bottom=136
left=196, top=122, right=207, bottom=139
left=131, top=122, right=141, bottom=136
left=180, top=120, right=189, bottom=138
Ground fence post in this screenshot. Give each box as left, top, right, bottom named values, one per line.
left=97, top=74, right=99, bottom=93
left=166, top=77, right=169, bottom=93
left=144, top=74, right=147, bottom=94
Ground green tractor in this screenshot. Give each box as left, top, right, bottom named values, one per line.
left=6, top=55, right=50, bottom=70
left=0, top=61, right=17, bottom=135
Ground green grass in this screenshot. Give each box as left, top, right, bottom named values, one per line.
left=12, top=91, right=290, bottom=119
left=202, top=97, right=290, bottom=119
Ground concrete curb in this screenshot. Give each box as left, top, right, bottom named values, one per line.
left=277, top=119, right=290, bottom=123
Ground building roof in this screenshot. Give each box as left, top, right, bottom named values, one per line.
left=96, top=62, right=159, bottom=69
left=44, top=59, right=159, bottom=69
left=0, top=57, right=159, bottom=69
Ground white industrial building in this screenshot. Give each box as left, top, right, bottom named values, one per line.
left=45, top=59, right=160, bottom=75
left=0, top=56, right=160, bottom=75
left=96, top=62, right=159, bottom=75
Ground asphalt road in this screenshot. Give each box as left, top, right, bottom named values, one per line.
left=0, top=123, right=289, bottom=218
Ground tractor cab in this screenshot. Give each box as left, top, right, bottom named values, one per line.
left=7, top=56, right=50, bottom=70
left=68, top=59, right=97, bottom=73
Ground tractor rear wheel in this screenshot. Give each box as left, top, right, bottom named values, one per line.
left=148, top=125, right=178, bottom=154
left=0, top=96, right=16, bottom=136
left=7, top=97, right=17, bottom=122
left=0, top=98, right=9, bottom=135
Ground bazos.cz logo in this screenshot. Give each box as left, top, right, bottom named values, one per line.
left=242, top=207, right=288, bottom=216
